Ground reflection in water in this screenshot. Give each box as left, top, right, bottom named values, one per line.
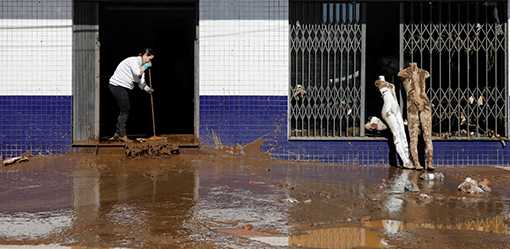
left=364, top=216, right=510, bottom=235
left=0, top=159, right=198, bottom=247
left=0, top=210, right=73, bottom=239
left=1, top=156, right=510, bottom=248
left=384, top=168, right=420, bottom=215
left=289, top=226, right=384, bottom=249
left=286, top=166, right=510, bottom=249
left=289, top=215, right=510, bottom=249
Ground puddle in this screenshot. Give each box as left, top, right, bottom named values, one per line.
left=0, top=210, right=73, bottom=239
left=289, top=226, right=385, bottom=249
left=250, top=236, right=289, bottom=247
left=0, top=153, right=510, bottom=248
left=363, top=216, right=510, bottom=235
left=0, top=246, right=128, bottom=249
left=287, top=215, right=510, bottom=249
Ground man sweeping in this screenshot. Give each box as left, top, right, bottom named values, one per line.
left=108, top=48, right=155, bottom=143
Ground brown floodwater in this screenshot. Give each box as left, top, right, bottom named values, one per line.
left=0, top=147, right=509, bottom=249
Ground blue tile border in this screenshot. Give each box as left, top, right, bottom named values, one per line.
left=0, top=96, right=72, bottom=157
left=200, top=95, right=510, bottom=166
left=1, top=94, right=508, bottom=165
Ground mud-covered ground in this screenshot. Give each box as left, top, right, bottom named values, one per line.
left=0, top=143, right=509, bottom=249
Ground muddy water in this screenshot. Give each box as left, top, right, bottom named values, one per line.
left=0, top=150, right=509, bottom=249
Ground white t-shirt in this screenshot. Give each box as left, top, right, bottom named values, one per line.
left=109, top=56, right=146, bottom=90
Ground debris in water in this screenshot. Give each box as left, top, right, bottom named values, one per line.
left=303, top=199, right=312, bottom=204
left=221, top=144, right=244, bottom=156
left=478, top=178, right=492, bottom=192
left=2, top=156, right=29, bottom=166
left=284, top=197, right=299, bottom=204
left=243, top=224, right=254, bottom=231
left=210, top=129, right=223, bottom=150
left=457, top=177, right=491, bottom=194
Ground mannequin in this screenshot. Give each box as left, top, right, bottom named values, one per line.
left=375, top=76, right=414, bottom=169
left=398, top=63, right=434, bottom=170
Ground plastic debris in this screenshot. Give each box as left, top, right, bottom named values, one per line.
left=478, top=179, right=492, bottom=192
left=284, top=198, right=299, bottom=204
left=468, top=96, right=475, bottom=104
left=460, top=113, right=467, bottom=125
left=477, top=96, right=485, bottom=106
left=365, top=116, right=388, bottom=131
left=293, top=84, right=307, bottom=98
left=457, top=177, right=491, bottom=194
left=2, top=156, right=29, bottom=166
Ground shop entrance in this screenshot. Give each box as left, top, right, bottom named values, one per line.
left=99, top=3, right=196, bottom=139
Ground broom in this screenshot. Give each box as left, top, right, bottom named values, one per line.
left=145, top=68, right=163, bottom=141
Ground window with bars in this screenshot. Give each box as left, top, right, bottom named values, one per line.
left=289, top=0, right=508, bottom=140
left=400, top=2, right=508, bottom=139
left=289, top=1, right=366, bottom=139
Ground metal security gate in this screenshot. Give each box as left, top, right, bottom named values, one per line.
left=399, top=2, right=508, bottom=139
left=289, top=2, right=365, bottom=139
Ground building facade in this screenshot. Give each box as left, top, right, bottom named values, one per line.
left=1, top=0, right=510, bottom=166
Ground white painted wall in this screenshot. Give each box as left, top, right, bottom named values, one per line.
left=199, top=0, right=289, bottom=96
left=0, top=1, right=72, bottom=96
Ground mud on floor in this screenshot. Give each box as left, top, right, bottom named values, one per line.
left=124, top=138, right=180, bottom=158
left=0, top=148, right=509, bottom=249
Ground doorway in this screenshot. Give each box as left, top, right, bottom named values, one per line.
left=99, top=3, right=197, bottom=139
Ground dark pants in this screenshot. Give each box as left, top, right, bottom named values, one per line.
left=109, top=84, right=131, bottom=136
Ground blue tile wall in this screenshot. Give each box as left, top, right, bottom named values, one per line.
left=0, top=96, right=72, bottom=157
left=200, top=95, right=510, bottom=166
left=200, top=96, right=288, bottom=145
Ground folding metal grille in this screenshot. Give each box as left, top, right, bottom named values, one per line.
left=400, top=2, right=508, bottom=139
left=289, top=1, right=508, bottom=140
left=289, top=2, right=366, bottom=139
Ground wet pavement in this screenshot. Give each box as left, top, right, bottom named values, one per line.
left=0, top=146, right=510, bottom=249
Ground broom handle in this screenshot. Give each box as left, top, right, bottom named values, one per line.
left=148, top=69, right=156, bottom=137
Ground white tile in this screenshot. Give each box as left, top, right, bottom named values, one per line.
left=0, top=19, right=72, bottom=96
left=199, top=0, right=289, bottom=96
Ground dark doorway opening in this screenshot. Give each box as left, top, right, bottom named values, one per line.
left=365, top=3, right=400, bottom=135
left=99, top=3, right=196, bottom=139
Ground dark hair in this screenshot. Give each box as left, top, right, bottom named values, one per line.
left=139, top=48, right=154, bottom=56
